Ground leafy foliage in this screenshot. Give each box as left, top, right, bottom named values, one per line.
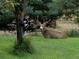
left=26, top=0, right=63, bottom=21
left=0, top=10, right=15, bottom=24
left=62, top=0, right=79, bottom=16
left=67, top=29, right=79, bottom=37
left=13, top=36, right=33, bottom=55
left=74, top=17, right=79, bottom=24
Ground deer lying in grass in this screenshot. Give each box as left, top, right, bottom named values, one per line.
left=37, top=20, right=67, bottom=39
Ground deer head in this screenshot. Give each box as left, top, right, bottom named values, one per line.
left=36, top=20, right=50, bottom=30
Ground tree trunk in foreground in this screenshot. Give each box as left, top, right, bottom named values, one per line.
left=15, top=4, right=24, bottom=45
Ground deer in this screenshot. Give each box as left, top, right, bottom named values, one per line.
left=37, top=20, right=67, bottom=39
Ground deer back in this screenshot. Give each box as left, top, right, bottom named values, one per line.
left=41, top=27, right=67, bottom=39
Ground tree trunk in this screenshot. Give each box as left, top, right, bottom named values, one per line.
left=15, top=5, right=24, bottom=45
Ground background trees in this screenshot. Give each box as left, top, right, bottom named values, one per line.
left=26, top=0, right=63, bottom=28
left=62, top=0, right=79, bottom=16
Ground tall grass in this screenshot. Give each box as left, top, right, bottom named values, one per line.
left=13, top=36, right=34, bottom=55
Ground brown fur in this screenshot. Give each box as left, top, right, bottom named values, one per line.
left=37, top=20, right=67, bottom=39
left=41, top=27, right=67, bottom=39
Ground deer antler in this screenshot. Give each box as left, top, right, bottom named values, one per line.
left=43, top=19, right=51, bottom=26
left=36, top=20, right=41, bottom=25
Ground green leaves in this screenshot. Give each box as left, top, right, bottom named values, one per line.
left=27, top=0, right=63, bottom=18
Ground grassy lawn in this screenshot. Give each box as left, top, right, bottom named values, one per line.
left=0, top=35, right=79, bottom=59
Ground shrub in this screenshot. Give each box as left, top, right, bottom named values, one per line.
left=74, top=17, right=79, bottom=24
left=67, top=29, right=79, bottom=37
left=13, top=36, right=34, bottom=55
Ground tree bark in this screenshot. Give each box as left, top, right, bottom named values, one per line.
left=15, top=4, right=24, bottom=45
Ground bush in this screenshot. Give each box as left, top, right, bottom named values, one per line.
left=13, top=36, right=34, bottom=55
left=74, top=17, right=79, bottom=24
left=67, top=29, right=79, bottom=37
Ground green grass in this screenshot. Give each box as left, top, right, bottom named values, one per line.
left=0, top=35, right=79, bottom=59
